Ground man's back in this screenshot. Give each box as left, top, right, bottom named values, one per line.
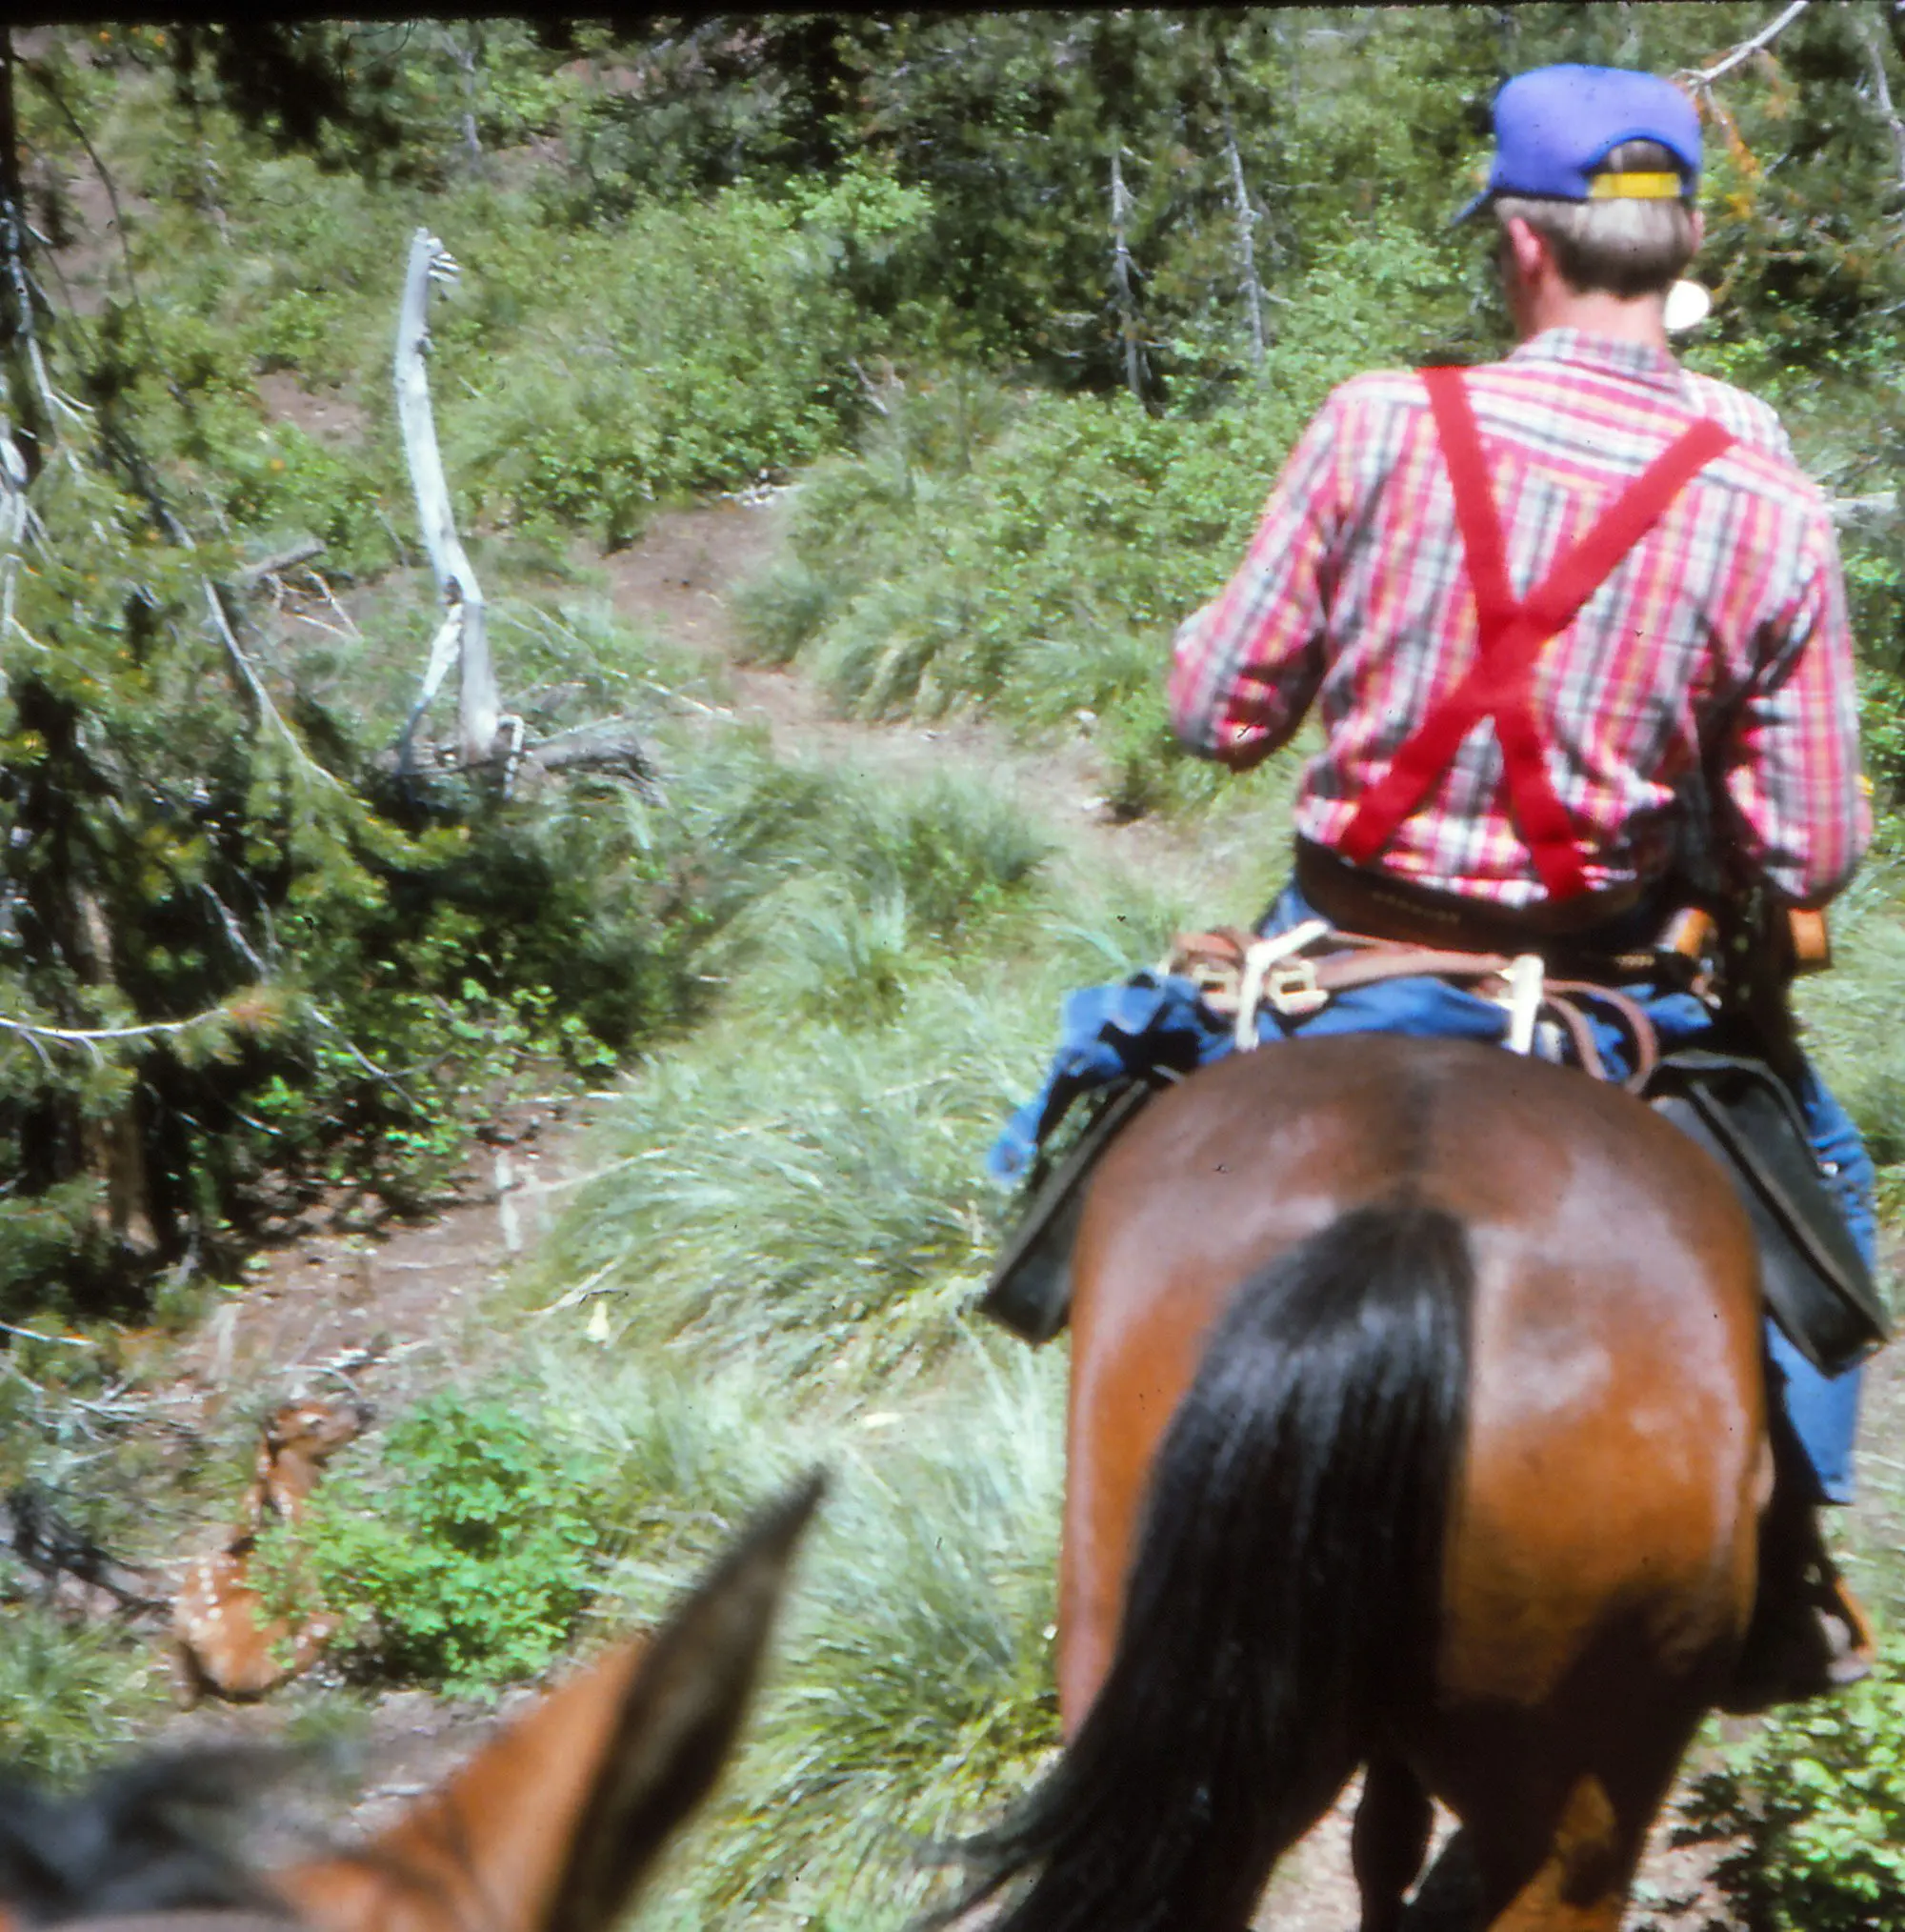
left=1168, top=327, right=1867, bottom=909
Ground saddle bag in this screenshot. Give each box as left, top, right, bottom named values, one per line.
left=978, top=1077, right=1158, bottom=1344
left=1646, top=1049, right=1889, bottom=1377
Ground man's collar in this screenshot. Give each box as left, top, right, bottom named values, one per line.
left=1507, top=327, right=1684, bottom=392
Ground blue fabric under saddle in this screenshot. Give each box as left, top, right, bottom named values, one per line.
left=986, top=897, right=1718, bottom=1185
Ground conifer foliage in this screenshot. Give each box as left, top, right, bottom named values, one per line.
left=0, top=30, right=690, bottom=1314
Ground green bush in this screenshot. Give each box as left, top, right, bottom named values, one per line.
left=1680, top=1637, right=1905, bottom=1930
left=291, top=1392, right=615, bottom=1692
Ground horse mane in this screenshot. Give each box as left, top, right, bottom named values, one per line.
left=0, top=1748, right=291, bottom=1922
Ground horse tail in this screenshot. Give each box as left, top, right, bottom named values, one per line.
left=957, top=1198, right=1473, bottom=1932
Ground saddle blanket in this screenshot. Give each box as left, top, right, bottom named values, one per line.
left=984, top=955, right=1886, bottom=1378
left=986, top=964, right=1715, bottom=1186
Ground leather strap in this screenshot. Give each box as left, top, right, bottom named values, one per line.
left=1339, top=367, right=1735, bottom=900
left=1293, top=837, right=1655, bottom=967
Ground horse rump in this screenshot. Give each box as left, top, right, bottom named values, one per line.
left=951, top=1198, right=1473, bottom=1932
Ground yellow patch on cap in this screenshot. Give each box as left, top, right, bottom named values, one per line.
left=1587, top=171, right=1687, bottom=201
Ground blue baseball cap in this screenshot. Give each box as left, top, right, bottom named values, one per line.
left=1455, top=65, right=1702, bottom=224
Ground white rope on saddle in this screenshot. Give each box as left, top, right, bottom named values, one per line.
left=1498, top=952, right=1546, bottom=1056
left=1233, top=919, right=1333, bottom=1052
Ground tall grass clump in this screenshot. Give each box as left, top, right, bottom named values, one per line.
left=527, top=988, right=1023, bottom=1380
left=682, top=1347, right=1064, bottom=1925
left=0, top=1610, right=166, bottom=1785
left=532, top=1343, right=1065, bottom=1929
left=531, top=1351, right=820, bottom=1621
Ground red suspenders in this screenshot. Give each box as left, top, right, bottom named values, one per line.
left=1336, top=366, right=1735, bottom=901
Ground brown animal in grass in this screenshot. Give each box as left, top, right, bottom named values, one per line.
left=169, top=1395, right=371, bottom=1706
left=0, top=1479, right=821, bottom=1932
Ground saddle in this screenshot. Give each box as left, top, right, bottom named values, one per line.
left=980, top=923, right=1889, bottom=1374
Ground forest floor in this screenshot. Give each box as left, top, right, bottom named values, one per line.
left=141, top=489, right=1867, bottom=1924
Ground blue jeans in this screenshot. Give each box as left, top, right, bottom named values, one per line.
left=1261, top=880, right=1874, bottom=1503
left=1775, top=1062, right=1872, bottom=1503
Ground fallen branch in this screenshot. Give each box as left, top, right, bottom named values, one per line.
left=519, top=716, right=662, bottom=795
left=0, top=1003, right=235, bottom=1049
left=236, top=536, right=325, bottom=586
left=1829, top=490, right=1899, bottom=525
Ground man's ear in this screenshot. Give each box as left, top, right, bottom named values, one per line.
left=1689, top=206, right=1706, bottom=255
left=1498, top=213, right=1551, bottom=287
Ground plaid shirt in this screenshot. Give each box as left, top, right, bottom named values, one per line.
left=1168, top=329, right=1870, bottom=908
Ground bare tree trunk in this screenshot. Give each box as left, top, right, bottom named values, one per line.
left=393, top=228, right=499, bottom=766
left=1108, top=142, right=1151, bottom=405
left=1853, top=6, right=1905, bottom=204
left=1219, top=98, right=1266, bottom=369
left=70, top=889, right=156, bottom=1255
left=441, top=27, right=488, bottom=181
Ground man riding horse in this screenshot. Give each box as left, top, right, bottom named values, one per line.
left=1164, top=64, right=1875, bottom=1704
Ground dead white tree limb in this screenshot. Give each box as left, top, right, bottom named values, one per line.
left=235, top=536, right=325, bottom=585
left=1220, top=98, right=1267, bottom=369
left=1108, top=143, right=1151, bottom=405
left=393, top=227, right=501, bottom=767
left=1674, top=0, right=1811, bottom=90
left=1852, top=7, right=1905, bottom=201
left=1830, top=489, right=1899, bottom=526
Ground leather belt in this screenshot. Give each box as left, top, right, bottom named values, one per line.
left=1293, top=839, right=1658, bottom=971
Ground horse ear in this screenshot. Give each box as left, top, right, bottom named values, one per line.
left=278, top=1475, right=823, bottom=1932
left=543, top=1473, right=823, bottom=1932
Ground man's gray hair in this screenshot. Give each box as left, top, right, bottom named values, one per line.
left=1493, top=139, right=1696, bottom=298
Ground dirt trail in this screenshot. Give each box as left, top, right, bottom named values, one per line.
left=598, top=498, right=1241, bottom=903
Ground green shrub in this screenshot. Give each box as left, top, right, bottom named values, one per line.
left=1680, top=1636, right=1905, bottom=1930
left=293, top=1393, right=616, bottom=1692
left=535, top=1010, right=1001, bottom=1379
left=732, top=555, right=838, bottom=667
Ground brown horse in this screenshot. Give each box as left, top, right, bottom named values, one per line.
left=961, top=1034, right=1767, bottom=1932
left=0, top=1478, right=820, bottom=1932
